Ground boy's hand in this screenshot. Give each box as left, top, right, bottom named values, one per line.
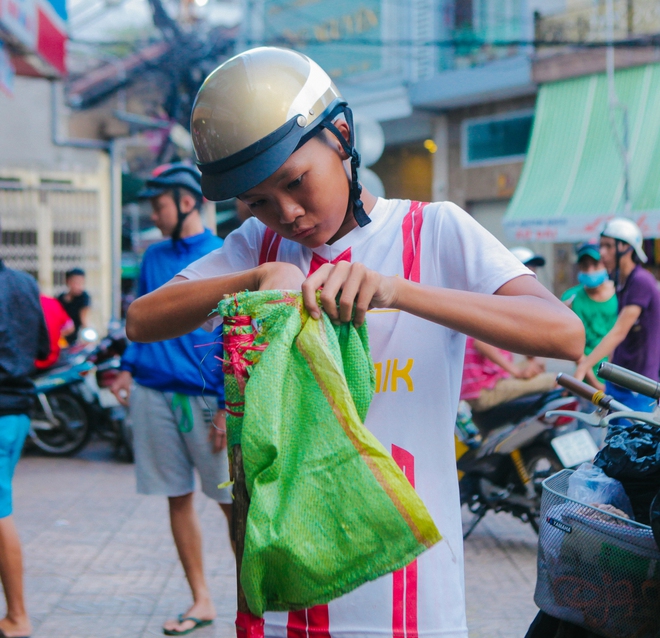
left=302, top=261, right=397, bottom=327
left=209, top=409, right=227, bottom=453
left=574, top=357, right=590, bottom=382
left=256, top=262, right=306, bottom=291
left=111, top=370, right=132, bottom=406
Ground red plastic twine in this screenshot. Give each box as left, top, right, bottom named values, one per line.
left=222, top=315, right=267, bottom=394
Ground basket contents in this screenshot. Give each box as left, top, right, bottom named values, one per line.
left=567, top=463, right=633, bottom=518
left=219, top=290, right=441, bottom=617
left=594, top=422, right=660, bottom=526
left=535, top=470, right=660, bottom=638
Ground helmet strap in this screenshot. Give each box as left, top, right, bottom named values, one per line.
left=320, top=108, right=371, bottom=228
left=613, top=242, right=633, bottom=290
left=171, top=188, right=189, bottom=245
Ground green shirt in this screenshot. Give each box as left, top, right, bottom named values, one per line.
left=562, top=285, right=618, bottom=377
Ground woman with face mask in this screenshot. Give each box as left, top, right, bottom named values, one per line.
left=561, top=242, right=617, bottom=388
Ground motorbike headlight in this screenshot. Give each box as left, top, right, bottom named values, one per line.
left=81, top=328, right=98, bottom=343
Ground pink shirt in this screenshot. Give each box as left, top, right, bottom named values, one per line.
left=460, top=337, right=512, bottom=400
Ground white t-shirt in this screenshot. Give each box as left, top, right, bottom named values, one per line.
left=180, top=198, right=530, bottom=638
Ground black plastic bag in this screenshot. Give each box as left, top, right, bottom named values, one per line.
left=594, top=423, right=660, bottom=525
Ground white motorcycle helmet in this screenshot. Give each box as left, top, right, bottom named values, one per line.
left=510, top=246, right=546, bottom=268
left=600, top=217, right=647, bottom=263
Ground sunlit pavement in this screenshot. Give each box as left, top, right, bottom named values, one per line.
left=463, top=508, right=539, bottom=637
left=8, top=441, right=539, bottom=637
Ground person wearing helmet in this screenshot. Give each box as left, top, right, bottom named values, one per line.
left=575, top=218, right=660, bottom=410
left=111, top=163, right=233, bottom=636
left=509, top=246, right=546, bottom=274
left=125, top=48, right=584, bottom=637
left=561, top=242, right=617, bottom=387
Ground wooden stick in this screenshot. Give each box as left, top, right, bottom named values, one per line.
left=232, top=444, right=250, bottom=614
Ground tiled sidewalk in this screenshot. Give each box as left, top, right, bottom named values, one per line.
left=9, top=443, right=539, bottom=637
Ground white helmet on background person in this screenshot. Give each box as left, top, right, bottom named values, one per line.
left=510, top=246, right=546, bottom=268
left=600, top=217, right=647, bottom=263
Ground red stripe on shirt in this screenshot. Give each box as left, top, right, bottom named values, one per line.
left=259, top=228, right=282, bottom=265
left=287, top=606, right=331, bottom=637
left=308, top=247, right=352, bottom=276
left=236, top=611, right=265, bottom=638
left=401, top=201, right=426, bottom=283
left=391, top=445, right=418, bottom=638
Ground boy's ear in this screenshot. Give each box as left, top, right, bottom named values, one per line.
left=328, top=119, right=352, bottom=160
left=180, top=191, right=199, bottom=214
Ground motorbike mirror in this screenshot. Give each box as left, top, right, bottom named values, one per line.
left=81, top=327, right=99, bottom=343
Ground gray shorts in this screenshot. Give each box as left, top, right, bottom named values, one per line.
left=129, top=384, right=232, bottom=503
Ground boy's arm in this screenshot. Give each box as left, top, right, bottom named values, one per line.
left=303, top=264, right=584, bottom=361
left=126, top=263, right=305, bottom=343
left=574, top=304, right=641, bottom=380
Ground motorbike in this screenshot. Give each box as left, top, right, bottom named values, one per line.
left=28, top=326, right=131, bottom=458
left=526, top=366, right=660, bottom=638
left=457, top=389, right=594, bottom=538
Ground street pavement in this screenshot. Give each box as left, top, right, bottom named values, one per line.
left=9, top=441, right=540, bottom=638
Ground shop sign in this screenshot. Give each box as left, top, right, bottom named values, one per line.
left=262, top=0, right=383, bottom=81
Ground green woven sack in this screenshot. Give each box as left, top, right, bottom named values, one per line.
left=217, top=290, right=441, bottom=617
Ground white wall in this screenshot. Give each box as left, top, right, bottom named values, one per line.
left=469, top=199, right=555, bottom=290
left=0, top=77, right=112, bottom=330
left=0, top=77, right=102, bottom=174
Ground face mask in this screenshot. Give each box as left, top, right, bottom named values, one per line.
left=578, top=269, right=609, bottom=289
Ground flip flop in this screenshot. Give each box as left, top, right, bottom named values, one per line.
left=0, top=630, right=30, bottom=638
left=163, top=614, right=213, bottom=636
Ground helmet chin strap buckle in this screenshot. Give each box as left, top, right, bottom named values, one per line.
left=321, top=114, right=371, bottom=228
left=349, top=149, right=370, bottom=228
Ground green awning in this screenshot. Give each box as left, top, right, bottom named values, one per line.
left=504, top=63, right=660, bottom=241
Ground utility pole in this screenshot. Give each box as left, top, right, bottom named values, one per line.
left=606, top=0, right=632, bottom=217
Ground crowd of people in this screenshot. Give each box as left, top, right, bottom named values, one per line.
left=0, top=45, right=658, bottom=638
left=460, top=220, right=660, bottom=417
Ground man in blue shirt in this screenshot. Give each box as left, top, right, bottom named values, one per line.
left=0, top=256, right=50, bottom=638
left=111, top=164, right=231, bottom=636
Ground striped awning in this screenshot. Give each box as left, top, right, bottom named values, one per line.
left=504, top=63, right=660, bottom=241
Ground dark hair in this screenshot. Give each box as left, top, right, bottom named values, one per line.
left=65, top=267, right=85, bottom=279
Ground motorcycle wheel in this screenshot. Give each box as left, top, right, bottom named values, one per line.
left=523, top=445, right=563, bottom=533
left=30, top=392, right=91, bottom=456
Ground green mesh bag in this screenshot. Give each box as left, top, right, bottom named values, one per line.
left=217, top=290, right=441, bottom=617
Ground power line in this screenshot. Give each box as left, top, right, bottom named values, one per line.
left=244, top=36, right=660, bottom=47
left=69, top=34, right=660, bottom=48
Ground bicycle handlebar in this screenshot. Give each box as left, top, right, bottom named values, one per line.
left=556, top=373, right=629, bottom=412
left=598, top=362, right=660, bottom=400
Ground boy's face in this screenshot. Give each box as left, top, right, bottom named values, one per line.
left=150, top=192, right=179, bottom=238
left=239, top=122, right=352, bottom=248
left=577, top=255, right=601, bottom=273
left=67, top=274, right=85, bottom=296
left=599, top=237, right=631, bottom=273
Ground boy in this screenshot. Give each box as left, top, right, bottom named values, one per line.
left=126, top=48, right=583, bottom=638
left=562, top=241, right=617, bottom=387
left=110, top=163, right=232, bottom=636
left=58, top=267, right=90, bottom=345
left=575, top=218, right=660, bottom=411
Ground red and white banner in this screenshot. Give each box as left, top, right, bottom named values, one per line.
left=504, top=211, right=660, bottom=243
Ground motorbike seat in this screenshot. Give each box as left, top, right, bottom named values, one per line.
left=471, top=391, right=560, bottom=432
